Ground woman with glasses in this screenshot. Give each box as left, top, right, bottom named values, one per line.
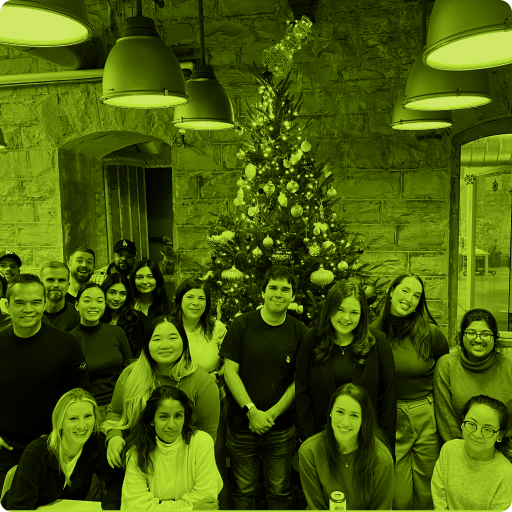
left=370, top=273, right=449, bottom=510
left=431, top=395, right=512, bottom=510
left=434, top=308, right=512, bottom=462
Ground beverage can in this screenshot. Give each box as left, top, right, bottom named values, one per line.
left=329, top=491, right=346, bottom=510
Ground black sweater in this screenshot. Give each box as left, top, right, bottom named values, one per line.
left=1, top=433, right=123, bottom=510
left=0, top=323, right=89, bottom=451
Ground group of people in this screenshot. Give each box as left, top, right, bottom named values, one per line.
left=0, top=242, right=511, bottom=510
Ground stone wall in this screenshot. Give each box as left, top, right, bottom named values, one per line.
left=2, top=0, right=512, bottom=339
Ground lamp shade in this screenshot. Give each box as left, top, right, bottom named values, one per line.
left=403, top=55, right=491, bottom=110
left=423, top=0, right=512, bottom=70
left=391, top=95, right=452, bottom=130
left=0, top=0, right=92, bottom=46
left=172, top=65, right=235, bottom=130
left=100, top=16, right=189, bottom=109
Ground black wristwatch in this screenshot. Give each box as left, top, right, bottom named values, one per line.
left=242, top=402, right=255, bottom=415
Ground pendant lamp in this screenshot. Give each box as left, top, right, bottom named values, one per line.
left=171, top=0, right=234, bottom=130
left=391, top=95, right=452, bottom=130
left=0, top=0, right=92, bottom=46
left=100, top=1, right=189, bottom=109
left=403, top=55, right=492, bottom=111
left=423, top=0, right=512, bottom=70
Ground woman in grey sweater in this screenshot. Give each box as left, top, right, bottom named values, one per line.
left=431, top=395, right=512, bottom=510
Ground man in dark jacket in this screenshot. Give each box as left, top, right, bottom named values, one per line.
left=0, top=274, right=89, bottom=489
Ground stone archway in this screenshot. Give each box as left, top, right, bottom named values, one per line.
left=448, top=117, right=512, bottom=342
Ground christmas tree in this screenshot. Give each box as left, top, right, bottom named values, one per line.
left=203, top=64, right=385, bottom=328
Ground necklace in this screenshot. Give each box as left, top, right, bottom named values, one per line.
left=339, top=452, right=354, bottom=468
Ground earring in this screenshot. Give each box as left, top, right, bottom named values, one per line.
left=150, top=423, right=154, bottom=426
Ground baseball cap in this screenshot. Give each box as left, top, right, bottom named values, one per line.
left=113, top=239, right=136, bottom=255
left=0, top=250, right=22, bottom=267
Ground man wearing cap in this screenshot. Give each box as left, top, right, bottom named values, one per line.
left=0, top=250, right=22, bottom=315
left=90, top=239, right=137, bottom=285
left=0, top=274, right=89, bottom=490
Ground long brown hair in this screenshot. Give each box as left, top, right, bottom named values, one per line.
left=324, top=383, right=391, bottom=501
left=313, top=281, right=375, bottom=365
left=373, top=273, right=437, bottom=359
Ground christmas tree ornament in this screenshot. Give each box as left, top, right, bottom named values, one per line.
left=337, top=260, right=349, bottom=271
left=322, top=240, right=336, bottom=253
left=286, top=180, right=299, bottom=193
left=331, top=212, right=337, bottom=220
left=303, top=237, right=310, bottom=243
left=222, top=265, right=244, bottom=282
left=283, top=159, right=292, bottom=168
left=248, top=207, right=256, bottom=217
left=252, top=246, right=263, bottom=258
left=327, top=187, right=337, bottom=199
left=291, top=204, right=304, bottom=217
left=290, top=150, right=302, bottom=165
left=263, top=235, right=274, bottom=249
left=236, top=149, right=246, bottom=159
left=310, top=264, right=334, bottom=287
left=308, top=242, right=321, bottom=256
left=319, top=200, right=324, bottom=219
left=278, top=192, right=288, bottom=207
left=364, top=284, right=376, bottom=298
left=218, top=235, right=229, bottom=245
left=237, top=178, right=246, bottom=187
left=301, top=140, right=312, bottom=152
left=233, top=198, right=241, bottom=206
left=263, top=181, right=276, bottom=195
left=221, top=230, right=235, bottom=241
left=237, top=189, right=244, bottom=201
left=313, top=226, right=321, bottom=236
left=245, top=163, right=257, bottom=180
left=234, top=311, right=243, bottom=318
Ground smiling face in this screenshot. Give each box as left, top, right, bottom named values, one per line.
left=134, top=266, right=157, bottom=295
left=154, top=398, right=185, bottom=444
left=462, top=403, right=502, bottom=460
left=462, top=320, right=495, bottom=360
left=330, top=296, right=361, bottom=340
left=69, top=252, right=95, bottom=284
left=106, top=283, right=128, bottom=311
left=41, top=267, right=70, bottom=303
left=390, top=277, right=423, bottom=317
left=113, top=249, right=135, bottom=276
left=61, top=401, right=95, bottom=456
left=149, top=321, right=184, bottom=369
left=7, top=282, right=45, bottom=331
left=181, top=287, right=206, bottom=324
left=0, top=257, right=20, bottom=283
left=330, top=394, right=362, bottom=449
left=76, top=287, right=106, bottom=326
left=261, top=278, right=296, bottom=316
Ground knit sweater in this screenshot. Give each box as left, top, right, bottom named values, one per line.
left=105, top=364, right=220, bottom=443
left=431, top=439, right=512, bottom=510
left=70, top=322, right=133, bottom=406
left=299, top=431, right=394, bottom=510
left=43, top=301, right=80, bottom=332
left=1, top=432, right=123, bottom=510
left=434, top=350, right=512, bottom=441
left=0, top=322, right=89, bottom=451
left=121, top=430, right=223, bottom=510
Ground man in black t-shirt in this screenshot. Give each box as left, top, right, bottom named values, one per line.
left=0, top=274, right=89, bottom=490
left=220, top=266, right=308, bottom=510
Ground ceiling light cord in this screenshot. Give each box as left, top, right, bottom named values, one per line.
left=421, top=0, right=427, bottom=51
left=198, top=0, right=206, bottom=65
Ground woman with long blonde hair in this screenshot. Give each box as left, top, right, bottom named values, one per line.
left=102, top=315, right=220, bottom=469
left=1, top=388, right=123, bottom=510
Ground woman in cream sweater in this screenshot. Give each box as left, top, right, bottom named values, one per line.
left=120, top=385, right=222, bottom=510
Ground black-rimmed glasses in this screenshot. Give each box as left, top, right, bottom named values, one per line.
left=462, top=420, right=500, bottom=438
left=463, top=331, right=493, bottom=343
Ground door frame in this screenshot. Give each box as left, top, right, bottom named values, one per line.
left=449, top=117, right=512, bottom=343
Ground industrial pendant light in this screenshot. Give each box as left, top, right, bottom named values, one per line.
left=391, top=95, right=452, bottom=130
left=171, top=0, right=234, bottom=130
left=0, top=0, right=92, bottom=46
left=100, top=0, right=189, bottom=109
left=403, top=55, right=491, bottom=110
left=423, top=0, right=512, bottom=71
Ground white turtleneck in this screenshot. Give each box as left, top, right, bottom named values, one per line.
left=121, top=430, right=223, bottom=510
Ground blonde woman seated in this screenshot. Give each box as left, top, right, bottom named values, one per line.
left=299, top=383, right=394, bottom=510
left=431, top=395, right=512, bottom=510
left=0, top=388, right=123, bottom=510
left=101, top=315, right=220, bottom=469
left=121, top=385, right=222, bottom=510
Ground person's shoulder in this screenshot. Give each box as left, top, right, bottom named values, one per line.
left=436, top=350, right=460, bottom=369
left=285, top=313, right=308, bottom=331
left=191, top=429, right=214, bottom=447
left=102, top=323, right=126, bottom=336
left=374, top=437, right=394, bottom=466
left=41, top=322, right=78, bottom=343
left=299, top=431, right=325, bottom=453
left=183, top=364, right=212, bottom=386
left=24, top=435, right=49, bottom=456
left=369, top=326, right=386, bottom=343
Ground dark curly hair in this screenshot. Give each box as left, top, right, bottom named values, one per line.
left=121, top=385, right=196, bottom=483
